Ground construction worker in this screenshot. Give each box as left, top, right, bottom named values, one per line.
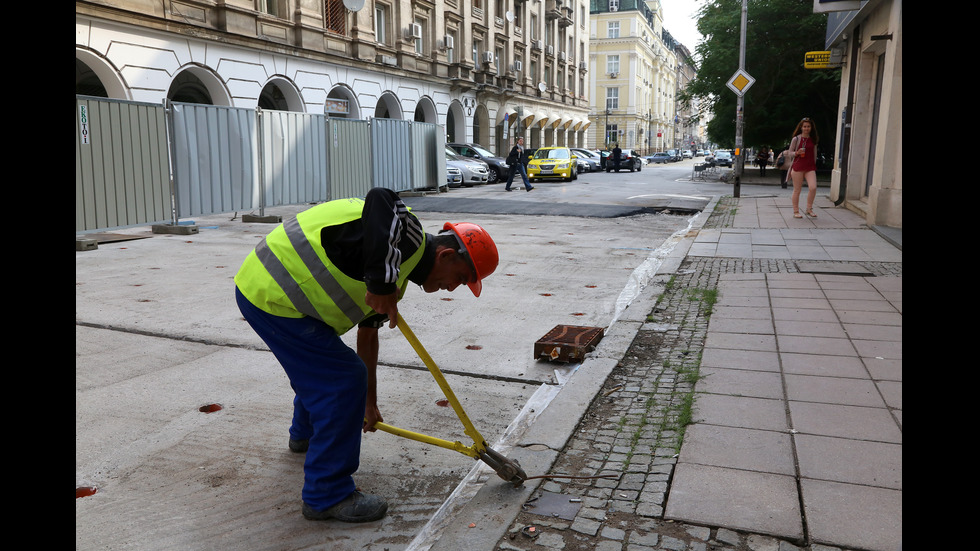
left=234, top=187, right=498, bottom=523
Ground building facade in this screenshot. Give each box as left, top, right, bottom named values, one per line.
left=673, top=43, right=704, bottom=153
left=825, top=0, right=901, bottom=229
left=588, top=0, right=677, bottom=153
left=75, top=0, right=594, bottom=156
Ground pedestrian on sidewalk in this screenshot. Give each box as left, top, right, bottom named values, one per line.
left=505, top=137, right=533, bottom=191
left=788, top=118, right=819, bottom=218
left=234, top=188, right=499, bottom=523
left=756, top=147, right=769, bottom=176
left=775, top=145, right=791, bottom=189
left=609, top=143, right=623, bottom=172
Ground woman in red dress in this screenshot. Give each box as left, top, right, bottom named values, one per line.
left=789, top=118, right=819, bottom=218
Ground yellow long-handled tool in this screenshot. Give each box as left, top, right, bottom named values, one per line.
left=371, top=315, right=528, bottom=486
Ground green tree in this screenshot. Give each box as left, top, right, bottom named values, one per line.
left=680, top=0, right=841, bottom=154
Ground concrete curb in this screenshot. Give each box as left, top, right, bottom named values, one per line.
left=410, top=202, right=721, bottom=551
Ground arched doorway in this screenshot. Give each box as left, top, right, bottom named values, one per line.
left=472, top=104, right=490, bottom=146
left=326, top=85, right=359, bottom=118
left=446, top=100, right=465, bottom=143
left=167, top=66, right=231, bottom=106
left=75, top=48, right=129, bottom=99
left=374, top=92, right=403, bottom=119
left=414, top=96, right=437, bottom=123
left=259, top=77, right=304, bottom=111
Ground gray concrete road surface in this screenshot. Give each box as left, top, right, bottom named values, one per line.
left=76, top=185, right=708, bottom=550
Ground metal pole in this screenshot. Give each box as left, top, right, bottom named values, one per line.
left=256, top=107, right=267, bottom=215
left=733, top=0, right=747, bottom=198
left=162, top=98, right=179, bottom=225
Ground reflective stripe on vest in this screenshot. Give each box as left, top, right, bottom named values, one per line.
left=253, top=216, right=363, bottom=326
left=236, top=198, right=426, bottom=334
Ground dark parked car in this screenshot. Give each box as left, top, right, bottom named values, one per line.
left=713, top=150, right=733, bottom=167
left=601, top=149, right=643, bottom=172
left=447, top=143, right=509, bottom=184
left=646, top=152, right=671, bottom=164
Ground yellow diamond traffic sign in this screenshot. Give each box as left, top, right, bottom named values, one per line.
left=726, top=69, right=755, bottom=96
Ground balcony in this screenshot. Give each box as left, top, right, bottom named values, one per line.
left=545, top=0, right=563, bottom=20
left=559, top=7, right=574, bottom=27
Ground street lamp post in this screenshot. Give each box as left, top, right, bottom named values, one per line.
left=605, top=108, right=610, bottom=148
left=733, top=0, right=748, bottom=198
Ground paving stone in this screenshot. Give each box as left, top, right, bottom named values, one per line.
left=570, top=517, right=602, bottom=536
left=492, top=199, right=901, bottom=551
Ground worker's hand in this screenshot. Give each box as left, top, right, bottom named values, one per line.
left=363, top=404, right=383, bottom=433
left=365, top=291, right=399, bottom=328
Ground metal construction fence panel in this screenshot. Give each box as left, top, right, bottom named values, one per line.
left=76, top=96, right=445, bottom=233
left=170, top=102, right=257, bottom=218
left=326, top=117, right=373, bottom=200
left=412, top=121, right=446, bottom=191
left=259, top=109, right=329, bottom=208
left=371, top=117, right=413, bottom=192
left=75, top=96, right=171, bottom=232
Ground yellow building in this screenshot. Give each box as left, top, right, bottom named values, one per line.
left=589, top=0, right=677, bottom=153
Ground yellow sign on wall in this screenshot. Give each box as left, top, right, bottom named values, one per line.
left=805, top=51, right=842, bottom=69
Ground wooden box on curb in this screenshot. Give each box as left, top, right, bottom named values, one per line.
left=534, top=325, right=605, bottom=362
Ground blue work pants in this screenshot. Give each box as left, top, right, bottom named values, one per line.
left=236, top=287, right=364, bottom=511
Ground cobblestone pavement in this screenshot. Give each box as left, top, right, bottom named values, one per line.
left=492, top=196, right=902, bottom=551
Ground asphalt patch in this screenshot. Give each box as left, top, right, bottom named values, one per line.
left=401, top=196, right=700, bottom=218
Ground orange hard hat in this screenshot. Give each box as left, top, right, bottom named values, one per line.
left=442, top=222, right=498, bottom=297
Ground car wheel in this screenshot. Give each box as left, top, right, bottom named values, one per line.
left=487, top=169, right=499, bottom=184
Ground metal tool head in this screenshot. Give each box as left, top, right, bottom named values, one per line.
left=479, top=447, right=528, bottom=486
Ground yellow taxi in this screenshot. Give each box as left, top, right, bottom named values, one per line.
left=527, top=147, right=578, bottom=182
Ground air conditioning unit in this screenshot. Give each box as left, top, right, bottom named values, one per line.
left=609, top=72, right=618, bottom=79
left=410, top=23, right=423, bottom=39
left=514, top=60, right=523, bottom=72
left=482, top=51, right=494, bottom=64
left=546, top=45, right=554, bottom=56
left=531, top=40, right=543, bottom=50
left=444, top=35, right=454, bottom=49
left=558, top=51, right=567, bottom=62
left=579, top=61, right=588, bottom=71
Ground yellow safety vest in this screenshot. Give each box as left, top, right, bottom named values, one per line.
left=234, top=197, right=426, bottom=335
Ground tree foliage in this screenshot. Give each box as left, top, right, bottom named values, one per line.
left=680, top=0, right=841, bottom=152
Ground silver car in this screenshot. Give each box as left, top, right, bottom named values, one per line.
left=570, top=148, right=601, bottom=172
left=445, top=147, right=489, bottom=187
left=446, top=166, right=463, bottom=187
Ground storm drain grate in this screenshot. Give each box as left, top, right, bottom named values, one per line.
left=534, top=325, right=604, bottom=363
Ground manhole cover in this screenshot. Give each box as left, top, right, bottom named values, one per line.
left=534, top=325, right=604, bottom=363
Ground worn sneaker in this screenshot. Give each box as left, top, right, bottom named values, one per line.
left=302, top=491, right=388, bottom=523
left=288, top=438, right=309, bottom=453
